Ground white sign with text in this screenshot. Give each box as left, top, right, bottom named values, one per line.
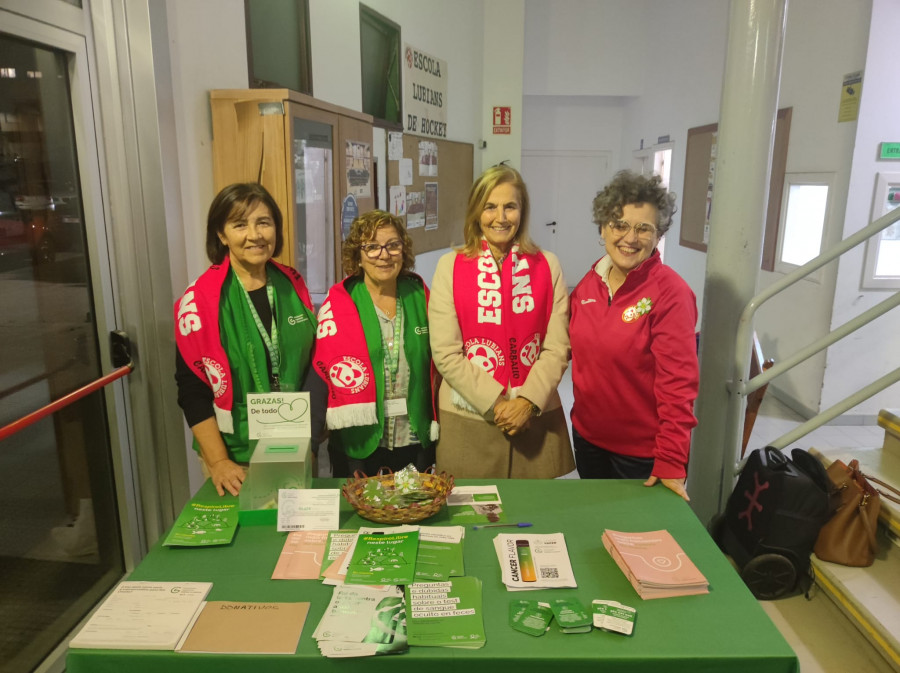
left=247, top=391, right=311, bottom=439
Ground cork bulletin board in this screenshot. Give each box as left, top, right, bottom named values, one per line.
left=680, top=107, right=792, bottom=267
left=386, top=135, right=474, bottom=254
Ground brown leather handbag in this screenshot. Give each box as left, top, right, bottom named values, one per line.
left=814, top=459, right=900, bottom=567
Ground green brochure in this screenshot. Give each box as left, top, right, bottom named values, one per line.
left=345, top=531, right=420, bottom=586
left=163, top=500, right=238, bottom=547
left=405, top=577, right=486, bottom=648
left=414, top=526, right=465, bottom=582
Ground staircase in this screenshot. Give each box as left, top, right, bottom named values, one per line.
left=805, top=409, right=900, bottom=672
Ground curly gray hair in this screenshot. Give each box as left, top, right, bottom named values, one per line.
left=592, top=170, right=677, bottom=236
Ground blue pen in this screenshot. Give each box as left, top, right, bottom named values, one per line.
left=472, top=522, right=533, bottom=530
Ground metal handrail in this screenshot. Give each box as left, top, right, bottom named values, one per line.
left=729, top=205, right=900, bottom=471
left=0, top=364, right=134, bottom=442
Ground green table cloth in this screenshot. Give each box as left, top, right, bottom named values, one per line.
left=66, top=478, right=798, bottom=673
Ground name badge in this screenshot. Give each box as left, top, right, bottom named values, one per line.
left=384, top=398, right=407, bottom=417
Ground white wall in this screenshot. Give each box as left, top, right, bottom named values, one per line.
left=521, top=0, right=728, bottom=315
left=617, top=0, right=728, bottom=315
left=481, top=0, right=524, bottom=172
left=523, top=0, right=645, bottom=97
left=822, top=0, right=900, bottom=417
left=157, top=0, right=249, bottom=289
left=754, top=0, right=870, bottom=416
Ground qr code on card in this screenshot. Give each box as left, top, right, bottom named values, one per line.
left=540, top=567, right=559, bottom=579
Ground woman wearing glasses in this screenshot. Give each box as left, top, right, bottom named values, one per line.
left=429, top=165, right=574, bottom=478
left=569, top=170, right=699, bottom=500
left=314, top=210, right=436, bottom=477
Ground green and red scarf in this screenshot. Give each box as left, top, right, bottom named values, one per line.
left=174, top=258, right=316, bottom=461
left=314, top=274, right=436, bottom=459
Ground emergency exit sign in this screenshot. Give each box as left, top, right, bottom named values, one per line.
left=880, top=142, right=900, bottom=159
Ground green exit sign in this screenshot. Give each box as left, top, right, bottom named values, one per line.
left=881, top=142, right=900, bottom=159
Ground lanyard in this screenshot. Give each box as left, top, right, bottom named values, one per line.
left=235, top=268, right=281, bottom=390
left=382, top=301, right=403, bottom=395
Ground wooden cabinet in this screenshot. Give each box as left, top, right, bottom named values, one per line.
left=210, top=89, right=374, bottom=294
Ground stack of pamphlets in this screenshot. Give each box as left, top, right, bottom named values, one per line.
left=414, top=525, right=465, bottom=581
left=312, top=585, right=408, bottom=658
left=602, top=529, right=709, bottom=599
left=163, top=501, right=238, bottom=547
left=405, top=577, right=485, bottom=648
left=69, top=582, right=212, bottom=650
left=493, top=533, right=577, bottom=590
left=271, top=530, right=330, bottom=580
left=345, top=528, right=420, bottom=586
left=320, top=530, right=357, bottom=583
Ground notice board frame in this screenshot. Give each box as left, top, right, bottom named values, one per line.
left=385, top=135, right=474, bottom=254
left=680, top=107, right=792, bottom=271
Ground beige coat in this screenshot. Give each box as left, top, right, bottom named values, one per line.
left=428, top=248, right=574, bottom=478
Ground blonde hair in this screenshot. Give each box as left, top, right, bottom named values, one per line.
left=460, top=165, right=538, bottom=257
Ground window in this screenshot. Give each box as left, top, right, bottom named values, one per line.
left=862, top=172, right=900, bottom=289
left=774, top=172, right=834, bottom=280
left=245, top=0, right=312, bottom=93
left=359, top=4, right=401, bottom=126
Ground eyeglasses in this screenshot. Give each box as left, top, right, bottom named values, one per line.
left=606, top=220, right=658, bottom=239
left=361, top=240, right=404, bottom=258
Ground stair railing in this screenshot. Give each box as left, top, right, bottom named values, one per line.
left=730, top=205, right=900, bottom=471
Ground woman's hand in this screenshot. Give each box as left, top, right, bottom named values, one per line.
left=643, top=475, right=690, bottom=501
left=493, top=397, right=534, bottom=436
left=209, top=458, right=247, bottom=497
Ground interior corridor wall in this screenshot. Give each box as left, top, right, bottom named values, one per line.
left=753, top=0, right=869, bottom=418
left=542, top=0, right=872, bottom=418
left=823, top=0, right=900, bottom=418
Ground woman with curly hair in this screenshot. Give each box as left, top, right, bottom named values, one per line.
left=314, top=210, right=436, bottom=477
left=428, top=165, right=574, bottom=479
left=569, top=170, right=699, bottom=499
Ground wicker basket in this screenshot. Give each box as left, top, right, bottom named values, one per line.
left=342, top=470, right=455, bottom=524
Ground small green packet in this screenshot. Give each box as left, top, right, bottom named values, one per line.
left=509, top=600, right=554, bottom=637
left=592, top=600, right=636, bottom=636
left=550, top=598, right=592, bottom=633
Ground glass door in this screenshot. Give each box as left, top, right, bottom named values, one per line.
left=0, top=28, right=125, bottom=672
left=291, top=116, right=334, bottom=296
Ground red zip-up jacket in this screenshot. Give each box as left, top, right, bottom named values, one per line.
left=569, top=251, right=699, bottom=479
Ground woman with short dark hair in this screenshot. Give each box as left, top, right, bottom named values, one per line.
left=174, top=183, right=317, bottom=496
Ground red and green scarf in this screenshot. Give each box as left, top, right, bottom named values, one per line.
left=174, top=258, right=316, bottom=461
left=452, top=241, right=552, bottom=403
left=314, top=274, right=436, bottom=459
